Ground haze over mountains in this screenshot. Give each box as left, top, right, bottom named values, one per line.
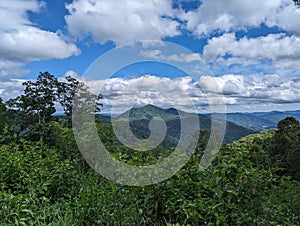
left=208, top=110, right=300, bottom=130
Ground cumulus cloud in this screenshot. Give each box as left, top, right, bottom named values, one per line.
left=199, top=75, right=246, bottom=95
left=65, top=0, right=180, bottom=44
left=79, top=74, right=210, bottom=113
left=0, top=27, right=80, bottom=62
left=203, top=33, right=300, bottom=73
left=180, top=0, right=300, bottom=36
left=0, top=79, right=25, bottom=101
left=139, top=50, right=202, bottom=63
left=0, top=0, right=80, bottom=80
left=0, top=60, right=30, bottom=78
left=63, top=0, right=300, bottom=43
left=65, top=71, right=300, bottom=113
left=199, top=74, right=300, bottom=109
left=266, top=1, right=300, bottom=35
left=64, top=0, right=300, bottom=42
left=204, top=33, right=300, bottom=61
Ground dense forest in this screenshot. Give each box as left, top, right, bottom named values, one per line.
left=0, top=72, right=300, bottom=225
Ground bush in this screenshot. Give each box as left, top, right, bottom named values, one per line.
left=1, top=131, right=299, bottom=225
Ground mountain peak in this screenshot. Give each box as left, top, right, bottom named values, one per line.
left=142, top=104, right=162, bottom=110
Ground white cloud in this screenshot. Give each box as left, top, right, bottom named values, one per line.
left=0, top=79, right=25, bottom=101
left=199, top=75, right=246, bottom=95
left=0, top=0, right=41, bottom=30
left=139, top=50, right=162, bottom=59
left=198, top=74, right=300, bottom=108
left=64, top=0, right=300, bottom=43
left=266, top=1, right=300, bottom=35
left=65, top=0, right=180, bottom=44
left=0, top=0, right=80, bottom=80
left=70, top=72, right=300, bottom=113
left=204, top=33, right=300, bottom=61
left=0, top=60, right=30, bottom=79
left=139, top=50, right=202, bottom=63
left=180, top=0, right=300, bottom=36
left=0, top=27, right=80, bottom=62
left=80, top=74, right=210, bottom=113
left=203, top=33, right=300, bottom=73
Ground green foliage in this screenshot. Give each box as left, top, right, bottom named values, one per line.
left=0, top=140, right=82, bottom=225
left=5, top=72, right=60, bottom=144
left=5, top=96, right=35, bottom=142
left=0, top=129, right=299, bottom=225
left=4, top=71, right=102, bottom=143
left=22, top=72, right=59, bottom=122
left=134, top=135, right=299, bottom=225
left=0, top=97, right=7, bottom=133
left=0, top=140, right=80, bottom=199
left=46, top=122, right=79, bottom=159
left=58, top=74, right=103, bottom=128
left=277, top=116, right=300, bottom=129
left=267, top=117, right=300, bottom=179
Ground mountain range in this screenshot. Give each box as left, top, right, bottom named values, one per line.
left=95, top=105, right=300, bottom=146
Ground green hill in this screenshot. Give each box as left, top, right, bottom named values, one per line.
left=112, top=104, right=257, bottom=146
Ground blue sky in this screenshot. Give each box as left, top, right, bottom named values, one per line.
left=1, top=0, right=300, bottom=113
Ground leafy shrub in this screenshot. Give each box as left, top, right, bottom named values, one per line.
left=0, top=140, right=81, bottom=225
left=1, top=129, right=299, bottom=225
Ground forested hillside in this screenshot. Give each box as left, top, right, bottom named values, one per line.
left=117, top=104, right=257, bottom=144
left=0, top=72, right=299, bottom=225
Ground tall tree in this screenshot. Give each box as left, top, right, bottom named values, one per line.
left=58, top=75, right=103, bottom=127
left=6, top=95, right=34, bottom=141
left=268, top=117, right=300, bottom=179
left=277, top=116, right=299, bottom=130
left=0, top=98, right=7, bottom=134
left=6, top=72, right=59, bottom=145
left=22, top=72, right=59, bottom=123
left=5, top=72, right=103, bottom=145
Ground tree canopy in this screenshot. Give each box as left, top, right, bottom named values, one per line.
left=3, top=71, right=102, bottom=145
left=267, top=116, right=300, bottom=179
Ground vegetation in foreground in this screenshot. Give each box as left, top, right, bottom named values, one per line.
left=0, top=72, right=299, bottom=225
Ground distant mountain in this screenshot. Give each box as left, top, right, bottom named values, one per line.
left=111, top=105, right=257, bottom=145
left=118, top=104, right=179, bottom=121
left=95, top=114, right=113, bottom=124
left=207, top=113, right=276, bottom=131
left=248, top=110, right=300, bottom=124
left=206, top=110, right=300, bottom=132
left=95, top=105, right=300, bottom=146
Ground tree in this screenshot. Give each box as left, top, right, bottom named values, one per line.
left=0, top=98, right=7, bottom=134
left=22, top=72, right=59, bottom=123
left=6, top=72, right=59, bottom=145
left=268, top=117, right=300, bottom=179
left=58, top=74, right=103, bottom=127
left=4, top=72, right=103, bottom=146
left=277, top=116, right=299, bottom=130
left=5, top=96, right=34, bottom=142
